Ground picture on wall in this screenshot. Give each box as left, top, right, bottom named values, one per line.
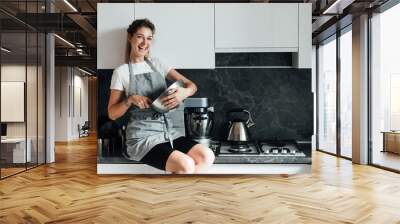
left=96, top=3, right=313, bottom=175
left=1, top=81, right=25, bottom=122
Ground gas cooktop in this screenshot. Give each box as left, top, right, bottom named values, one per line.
left=209, top=140, right=306, bottom=157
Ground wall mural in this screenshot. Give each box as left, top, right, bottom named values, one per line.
left=97, top=53, right=313, bottom=171
left=96, top=3, right=313, bottom=174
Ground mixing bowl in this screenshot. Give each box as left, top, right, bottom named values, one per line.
left=151, top=80, right=184, bottom=113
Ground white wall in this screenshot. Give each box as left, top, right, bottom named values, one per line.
left=1, top=64, right=46, bottom=164
left=54, top=67, right=89, bottom=141
left=55, top=66, right=69, bottom=141
left=72, top=72, right=89, bottom=138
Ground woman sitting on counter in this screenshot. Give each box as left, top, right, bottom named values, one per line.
left=107, top=18, right=215, bottom=174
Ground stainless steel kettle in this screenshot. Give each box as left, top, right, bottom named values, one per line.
left=227, top=109, right=255, bottom=142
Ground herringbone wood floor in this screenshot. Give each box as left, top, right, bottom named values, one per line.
left=1, top=135, right=400, bottom=224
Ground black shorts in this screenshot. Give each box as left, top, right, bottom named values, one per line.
left=140, top=137, right=198, bottom=170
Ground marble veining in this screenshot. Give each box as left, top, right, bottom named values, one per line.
left=216, top=52, right=292, bottom=67
left=179, top=68, right=313, bottom=141
left=98, top=68, right=313, bottom=142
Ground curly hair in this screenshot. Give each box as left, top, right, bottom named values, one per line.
left=125, top=19, right=155, bottom=63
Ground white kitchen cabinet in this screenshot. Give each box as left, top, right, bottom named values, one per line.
left=97, top=3, right=134, bottom=69
left=215, top=3, right=299, bottom=52
left=296, top=3, right=312, bottom=68
left=271, top=4, right=299, bottom=48
left=97, top=3, right=310, bottom=69
left=135, top=3, right=215, bottom=69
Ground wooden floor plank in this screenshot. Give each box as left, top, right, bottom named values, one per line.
left=1, top=135, right=400, bottom=223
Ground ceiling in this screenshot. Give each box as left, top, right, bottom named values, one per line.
left=0, top=0, right=391, bottom=72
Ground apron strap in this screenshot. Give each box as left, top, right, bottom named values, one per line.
left=144, top=57, right=161, bottom=75
left=127, top=62, right=135, bottom=96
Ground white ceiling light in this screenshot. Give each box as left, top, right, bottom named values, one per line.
left=54, top=34, right=75, bottom=48
left=76, top=48, right=85, bottom=55
left=63, top=0, right=78, bottom=12
left=323, top=0, right=342, bottom=14
left=1, top=47, right=11, bottom=53
left=78, top=67, right=93, bottom=76
left=323, top=0, right=355, bottom=14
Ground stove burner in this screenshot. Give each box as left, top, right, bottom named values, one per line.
left=228, top=147, right=252, bottom=153
left=227, top=142, right=252, bottom=153
left=231, top=143, right=249, bottom=149
left=218, top=141, right=259, bottom=155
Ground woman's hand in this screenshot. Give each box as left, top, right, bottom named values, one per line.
left=128, top=95, right=153, bottom=109
left=162, top=68, right=197, bottom=110
left=161, top=87, right=189, bottom=109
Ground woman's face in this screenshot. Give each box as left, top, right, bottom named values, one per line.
left=129, top=26, right=153, bottom=58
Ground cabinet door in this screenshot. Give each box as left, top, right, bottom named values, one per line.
left=135, top=3, right=215, bottom=69
left=270, top=4, right=299, bottom=48
left=97, top=3, right=134, bottom=69
left=297, top=3, right=312, bottom=68
left=215, top=3, right=298, bottom=51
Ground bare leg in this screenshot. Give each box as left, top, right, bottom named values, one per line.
left=165, top=151, right=196, bottom=174
left=187, top=144, right=215, bottom=173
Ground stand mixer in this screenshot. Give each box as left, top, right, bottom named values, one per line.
left=184, top=98, right=214, bottom=146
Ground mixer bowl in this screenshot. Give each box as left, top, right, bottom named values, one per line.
left=185, top=109, right=214, bottom=139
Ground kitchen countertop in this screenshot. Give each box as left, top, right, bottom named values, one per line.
left=97, top=143, right=311, bottom=174
left=97, top=163, right=311, bottom=175
left=213, top=155, right=311, bottom=164
left=99, top=152, right=311, bottom=164
left=98, top=156, right=311, bottom=164
left=99, top=141, right=312, bottom=164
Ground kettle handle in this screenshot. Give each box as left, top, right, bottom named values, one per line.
left=243, top=110, right=255, bottom=128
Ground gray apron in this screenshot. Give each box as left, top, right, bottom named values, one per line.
left=125, top=58, right=183, bottom=161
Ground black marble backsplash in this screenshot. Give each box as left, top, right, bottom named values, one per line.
left=179, top=68, right=313, bottom=141
left=216, top=52, right=292, bottom=67
left=97, top=53, right=313, bottom=142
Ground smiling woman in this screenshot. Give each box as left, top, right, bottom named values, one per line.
left=107, top=19, right=215, bottom=174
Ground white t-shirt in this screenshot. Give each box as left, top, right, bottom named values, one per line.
left=110, top=57, right=172, bottom=96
